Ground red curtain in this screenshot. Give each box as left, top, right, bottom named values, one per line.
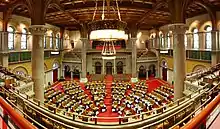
left=162, top=68, right=167, bottom=81
left=53, top=69, right=58, bottom=82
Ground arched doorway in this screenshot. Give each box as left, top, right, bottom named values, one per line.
left=117, top=61, right=123, bottom=74
left=52, top=63, right=59, bottom=82
left=73, top=69, right=80, bottom=79
left=138, top=66, right=146, bottom=79
left=95, top=62, right=102, bottom=74
left=148, top=64, right=156, bottom=78
left=64, top=65, right=71, bottom=78
left=12, top=66, right=28, bottom=76
left=106, top=62, right=113, bottom=75
left=161, top=61, right=168, bottom=81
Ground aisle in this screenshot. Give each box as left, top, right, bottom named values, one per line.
left=97, top=75, right=119, bottom=122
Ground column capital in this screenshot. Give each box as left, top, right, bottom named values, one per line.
left=29, top=25, right=47, bottom=35
left=168, top=23, right=188, bottom=34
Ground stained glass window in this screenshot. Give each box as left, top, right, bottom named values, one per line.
left=150, top=35, right=155, bottom=48
left=193, top=28, right=199, bottom=49
left=205, top=26, right=212, bottom=49
left=21, top=28, right=27, bottom=50
left=167, top=33, right=171, bottom=48
left=44, top=35, right=46, bottom=48
left=160, top=34, right=164, bottom=48
left=184, top=34, right=187, bottom=47
left=50, top=33, right=53, bottom=48
left=7, top=26, right=15, bottom=50
left=56, top=34, right=60, bottom=49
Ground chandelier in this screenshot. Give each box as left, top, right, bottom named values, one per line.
left=101, top=41, right=116, bottom=59
left=88, top=0, right=127, bottom=41
left=88, top=0, right=127, bottom=60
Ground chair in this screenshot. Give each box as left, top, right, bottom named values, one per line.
left=99, top=101, right=107, bottom=112
left=112, top=101, right=118, bottom=112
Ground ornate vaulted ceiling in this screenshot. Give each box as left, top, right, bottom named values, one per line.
left=1, top=0, right=220, bottom=30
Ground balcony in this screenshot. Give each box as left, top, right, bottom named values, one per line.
left=148, top=31, right=220, bottom=62
left=8, top=50, right=60, bottom=64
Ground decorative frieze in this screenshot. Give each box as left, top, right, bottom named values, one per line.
left=29, top=25, right=47, bottom=35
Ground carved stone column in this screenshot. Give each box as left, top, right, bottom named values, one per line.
left=130, top=38, right=138, bottom=83
left=80, top=38, right=88, bottom=83
left=168, top=23, right=187, bottom=100
left=29, top=25, right=47, bottom=102
left=70, top=71, right=73, bottom=80
left=114, top=59, right=116, bottom=74
left=146, top=69, right=148, bottom=80
left=102, top=59, right=105, bottom=74
left=0, top=32, right=9, bottom=67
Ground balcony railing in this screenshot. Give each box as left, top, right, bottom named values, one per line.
left=8, top=50, right=60, bottom=64
left=160, top=49, right=211, bottom=61
left=149, top=31, right=220, bottom=51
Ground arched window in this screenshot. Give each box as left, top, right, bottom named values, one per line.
left=50, top=33, right=53, bottom=48
left=21, top=28, right=27, bottom=50
left=7, top=26, right=15, bottom=50
left=56, top=34, right=60, bottom=49
left=167, top=33, right=171, bottom=48
left=193, top=28, right=199, bottom=49
left=184, top=34, right=187, bottom=47
left=160, top=34, right=164, bottom=48
left=150, top=35, right=155, bottom=48
left=44, top=35, right=46, bottom=48
left=205, top=26, right=212, bottom=49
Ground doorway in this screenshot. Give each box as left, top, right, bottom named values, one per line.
left=138, top=65, right=146, bottom=79
left=73, top=69, right=80, bottom=79
left=148, top=65, right=156, bottom=78
left=161, top=61, right=168, bottom=81
left=106, top=62, right=113, bottom=75
left=53, top=69, right=58, bottom=82
left=117, top=61, right=123, bottom=74
left=95, top=62, right=102, bottom=74
left=64, top=65, right=71, bottom=79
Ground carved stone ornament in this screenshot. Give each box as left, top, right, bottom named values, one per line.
left=29, top=25, right=48, bottom=35
left=168, top=23, right=188, bottom=34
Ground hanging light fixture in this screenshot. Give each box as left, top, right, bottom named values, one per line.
left=88, top=0, right=127, bottom=41
left=88, top=0, right=127, bottom=60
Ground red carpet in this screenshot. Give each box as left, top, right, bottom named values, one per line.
left=146, top=79, right=162, bottom=93
left=50, top=76, right=173, bottom=123
left=97, top=75, right=119, bottom=122
left=52, top=82, right=64, bottom=92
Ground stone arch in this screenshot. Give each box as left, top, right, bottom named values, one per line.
left=194, top=1, right=216, bottom=30
left=189, top=20, right=201, bottom=33
left=192, top=65, right=207, bottom=72
left=9, top=2, right=32, bottom=19
left=52, top=60, right=60, bottom=69
left=146, top=51, right=157, bottom=57
left=160, top=58, right=168, bottom=67
left=44, top=63, right=48, bottom=71
left=12, top=66, right=28, bottom=76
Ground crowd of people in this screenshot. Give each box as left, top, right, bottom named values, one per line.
left=44, top=79, right=174, bottom=122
